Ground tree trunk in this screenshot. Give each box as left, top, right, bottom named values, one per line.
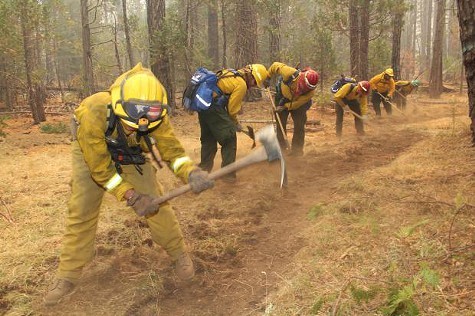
left=268, top=0, right=281, bottom=63
left=113, top=14, right=123, bottom=73
left=147, top=0, right=176, bottom=110
left=207, top=0, right=219, bottom=69
left=19, top=0, right=45, bottom=124
left=429, top=0, right=446, bottom=98
left=235, top=0, right=258, bottom=67
left=236, top=0, right=259, bottom=100
left=423, top=0, right=433, bottom=76
left=391, top=7, right=405, bottom=80
left=456, top=0, right=475, bottom=145
left=349, top=1, right=360, bottom=77
left=80, top=0, right=94, bottom=96
left=122, top=0, right=135, bottom=68
left=359, top=0, right=370, bottom=80
left=220, top=0, right=227, bottom=68
left=183, top=0, right=195, bottom=73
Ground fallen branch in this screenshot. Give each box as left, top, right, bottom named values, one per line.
left=0, top=196, right=15, bottom=224
left=331, top=280, right=351, bottom=316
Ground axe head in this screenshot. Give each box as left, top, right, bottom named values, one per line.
left=255, top=125, right=288, bottom=188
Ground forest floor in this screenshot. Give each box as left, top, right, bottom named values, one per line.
left=0, top=92, right=474, bottom=316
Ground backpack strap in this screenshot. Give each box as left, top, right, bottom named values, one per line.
left=106, top=104, right=116, bottom=137
left=283, top=70, right=300, bottom=86
left=343, top=83, right=357, bottom=98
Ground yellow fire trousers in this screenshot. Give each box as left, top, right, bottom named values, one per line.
left=57, top=141, right=185, bottom=282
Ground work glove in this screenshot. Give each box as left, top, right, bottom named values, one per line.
left=126, top=190, right=158, bottom=217
left=361, top=114, right=368, bottom=121
left=341, top=104, right=350, bottom=112
left=235, top=123, right=243, bottom=132
left=274, top=105, right=286, bottom=113
left=188, top=169, right=214, bottom=193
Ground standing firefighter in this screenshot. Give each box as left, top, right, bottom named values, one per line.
left=369, top=68, right=396, bottom=116
left=393, top=79, right=420, bottom=110
left=268, top=62, right=319, bottom=156
left=334, top=81, right=371, bottom=137
left=197, top=64, right=269, bottom=182
left=44, top=63, right=214, bottom=306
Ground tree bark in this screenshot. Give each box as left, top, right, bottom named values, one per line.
left=19, top=0, right=45, bottom=124
left=122, top=0, right=135, bottom=68
left=359, top=0, right=370, bottom=80
left=113, top=14, right=123, bottom=73
left=236, top=0, right=258, bottom=67
left=392, top=7, right=405, bottom=79
left=220, top=0, right=227, bottom=67
left=429, top=0, right=446, bottom=98
left=208, top=0, right=219, bottom=69
left=147, top=0, right=176, bottom=109
left=423, top=0, right=433, bottom=76
left=236, top=0, right=259, bottom=100
left=268, top=0, right=281, bottom=63
left=349, top=1, right=360, bottom=77
left=456, top=0, right=475, bottom=144
left=80, top=0, right=94, bottom=96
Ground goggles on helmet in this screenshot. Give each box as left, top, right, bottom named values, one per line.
left=117, top=99, right=165, bottom=122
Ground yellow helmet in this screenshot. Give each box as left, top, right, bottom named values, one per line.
left=248, top=64, right=269, bottom=88
left=384, top=68, right=394, bottom=77
left=110, top=63, right=168, bottom=131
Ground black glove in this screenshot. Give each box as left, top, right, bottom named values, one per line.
left=188, top=169, right=214, bottom=193
left=126, top=190, right=159, bottom=217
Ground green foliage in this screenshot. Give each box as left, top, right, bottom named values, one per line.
left=0, top=115, right=8, bottom=138
left=307, top=204, right=325, bottom=220
left=396, top=219, right=430, bottom=238
left=454, top=192, right=466, bottom=209
left=309, top=296, right=325, bottom=314
left=418, top=263, right=440, bottom=288
left=382, top=263, right=440, bottom=315
left=350, top=284, right=379, bottom=304
left=369, top=37, right=392, bottom=76
left=40, top=122, right=68, bottom=134
left=383, top=285, right=419, bottom=316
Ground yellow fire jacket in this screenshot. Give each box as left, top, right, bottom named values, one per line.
left=369, top=72, right=395, bottom=97
left=395, top=81, right=416, bottom=95
left=334, top=83, right=368, bottom=115
left=216, top=70, right=248, bottom=124
left=74, top=91, right=196, bottom=201
left=268, top=62, right=315, bottom=111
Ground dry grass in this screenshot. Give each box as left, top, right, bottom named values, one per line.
left=264, top=116, right=475, bottom=315
left=0, top=93, right=474, bottom=315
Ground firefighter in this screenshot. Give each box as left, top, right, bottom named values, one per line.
left=334, top=81, right=371, bottom=137
left=393, top=79, right=420, bottom=110
left=268, top=62, right=319, bottom=156
left=44, top=63, right=214, bottom=306
left=198, top=64, right=269, bottom=182
left=369, top=68, right=396, bottom=116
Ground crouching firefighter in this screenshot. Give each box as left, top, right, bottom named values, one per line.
left=44, top=63, right=214, bottom=306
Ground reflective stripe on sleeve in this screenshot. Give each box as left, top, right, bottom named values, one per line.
left=104, top=173, right=123, bottom=191
left=172, top=156, right=192, bottom=173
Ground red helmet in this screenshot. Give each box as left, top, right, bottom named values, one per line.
left=358, top=81, right=370, bottom=94
left=296, top=69, right=319, bottom=94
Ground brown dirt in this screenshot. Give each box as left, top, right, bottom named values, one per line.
left=0, top=92, right=473, bottom=315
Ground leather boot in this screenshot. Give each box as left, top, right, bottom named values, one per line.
left=44, top=279, right=76, bottom=306
left=175, top=252, right=195, bottom=281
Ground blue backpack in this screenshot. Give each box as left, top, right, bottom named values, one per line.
left=182, top=67, right=241, bottom=112
left=330, top=76, right=357, bottom=94
left=182, top=67, right=221, bottom=112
